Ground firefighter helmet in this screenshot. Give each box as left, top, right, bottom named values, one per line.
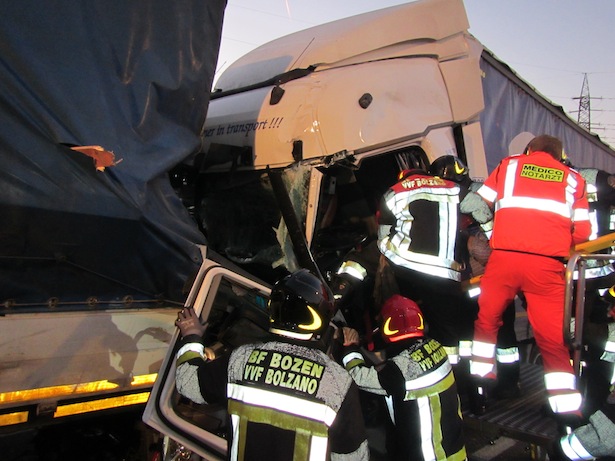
left=428, top=155, right=469, bottom=184
left=268, top=269, right=333, bottom=340
left=560, top=150, right=572, bottom=166
left=380, top=294, right=425, bottom=342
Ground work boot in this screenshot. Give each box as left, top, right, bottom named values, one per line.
left=494, top=362, right=521, bottom=400
left=452, top=360, right=472, bottom=398
left=468, top=378, right=496, bottom=415
left=546, top=438, right=568, bottom=461
left=554, top=410, right=584, bottom=438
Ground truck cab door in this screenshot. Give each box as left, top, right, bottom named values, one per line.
left=143, top=253, right=272, bottom=460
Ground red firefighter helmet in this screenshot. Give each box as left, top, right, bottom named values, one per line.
left=380, top=294, right=425, bottom=342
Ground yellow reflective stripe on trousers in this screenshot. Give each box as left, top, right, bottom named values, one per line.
left=228, top=400, right=329, bottom=461
left=417, top=386, right=467, bottom=461
left=420, top=394, right=441, bottom=461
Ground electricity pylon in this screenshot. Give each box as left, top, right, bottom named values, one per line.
left=574, top=73, right=591, bottom=130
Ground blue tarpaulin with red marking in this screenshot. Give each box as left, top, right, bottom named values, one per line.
left=0, top=0, right=226, bottom=307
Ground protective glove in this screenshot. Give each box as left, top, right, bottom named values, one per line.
left=342, top=327, right=360, bottom=346
left=175, top=307, right=207, bottom=338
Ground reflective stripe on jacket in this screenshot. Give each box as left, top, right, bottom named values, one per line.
left=478, top=152, right=591, bottom=257
left=378, top=173, right=464, bottom=281
left=227, top=341, right=369, bottom=461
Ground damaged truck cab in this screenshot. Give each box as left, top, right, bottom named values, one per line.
left=188, top=0, right=487, bottom=284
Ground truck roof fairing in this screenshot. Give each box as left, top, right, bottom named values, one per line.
left=203, top=0, right=484, bottom=170
left=215, top=0, right=470, bottom=92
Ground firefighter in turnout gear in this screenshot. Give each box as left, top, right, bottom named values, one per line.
left=470, top=135, right=592, bottom=424
left=577, top=167, right=615, bottom=239
left=571, top=166, right=615, bottom=416
left=591, top=286, right=615, bottom=405
left=569, top=165, right=615, bottom=320
left=377, top=166, right=472, bottom=367
left=331, top=238, right=400, bottom=351
left=339, top=294, right=467, bottom=461
left=174, top=269, right=370, bottom=461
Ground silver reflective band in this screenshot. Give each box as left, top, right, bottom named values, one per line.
left=496, top=347, right=520, bottom=363
left=498, top=195, right=572, bottom=218
left=478, top=185, right=497, bottom=203
left=470, top=361, right=494, bottom=378
left=176, top=342, right=204, bottom=360
left=337, top=261, right=368, bottom=281
left=560, top=433, right=595, bottom=461
left=227, top=383, right=337, bottom=426
left=574, top=264, right=615, bottom=280
left=443, top=346, right=459, bottom=365
left=380, top=239, right=462, bottom=281
left=472, top=340, right=495, bottom=359
left=405, top=361, right=452, bottom=391
left=342, top=351, right=364, bottom=368
left=544, top=372, right=576, bottom=391
left=548, top=392, right=583, bottom=413
left=459, top=340, right=472, bottom=358
left=470, top=341, right=496, bottom=377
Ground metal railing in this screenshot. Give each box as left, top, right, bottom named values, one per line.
left=564, top=232, right=615, bottom=377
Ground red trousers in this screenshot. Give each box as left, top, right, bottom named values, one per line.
left=475, top=250, right=572, bottom=374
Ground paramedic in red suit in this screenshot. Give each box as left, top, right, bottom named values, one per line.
left=470, top=134, right=592, bottom=422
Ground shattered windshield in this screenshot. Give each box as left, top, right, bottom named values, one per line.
left=195, top=166, right=311, bottom=283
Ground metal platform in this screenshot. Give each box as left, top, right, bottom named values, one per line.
left=462, top=362, right=559, bottom=446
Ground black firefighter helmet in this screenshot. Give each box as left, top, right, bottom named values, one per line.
left=428, top=155, right=470, bottom=185
left=268, top=269, right=334, bottom=341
